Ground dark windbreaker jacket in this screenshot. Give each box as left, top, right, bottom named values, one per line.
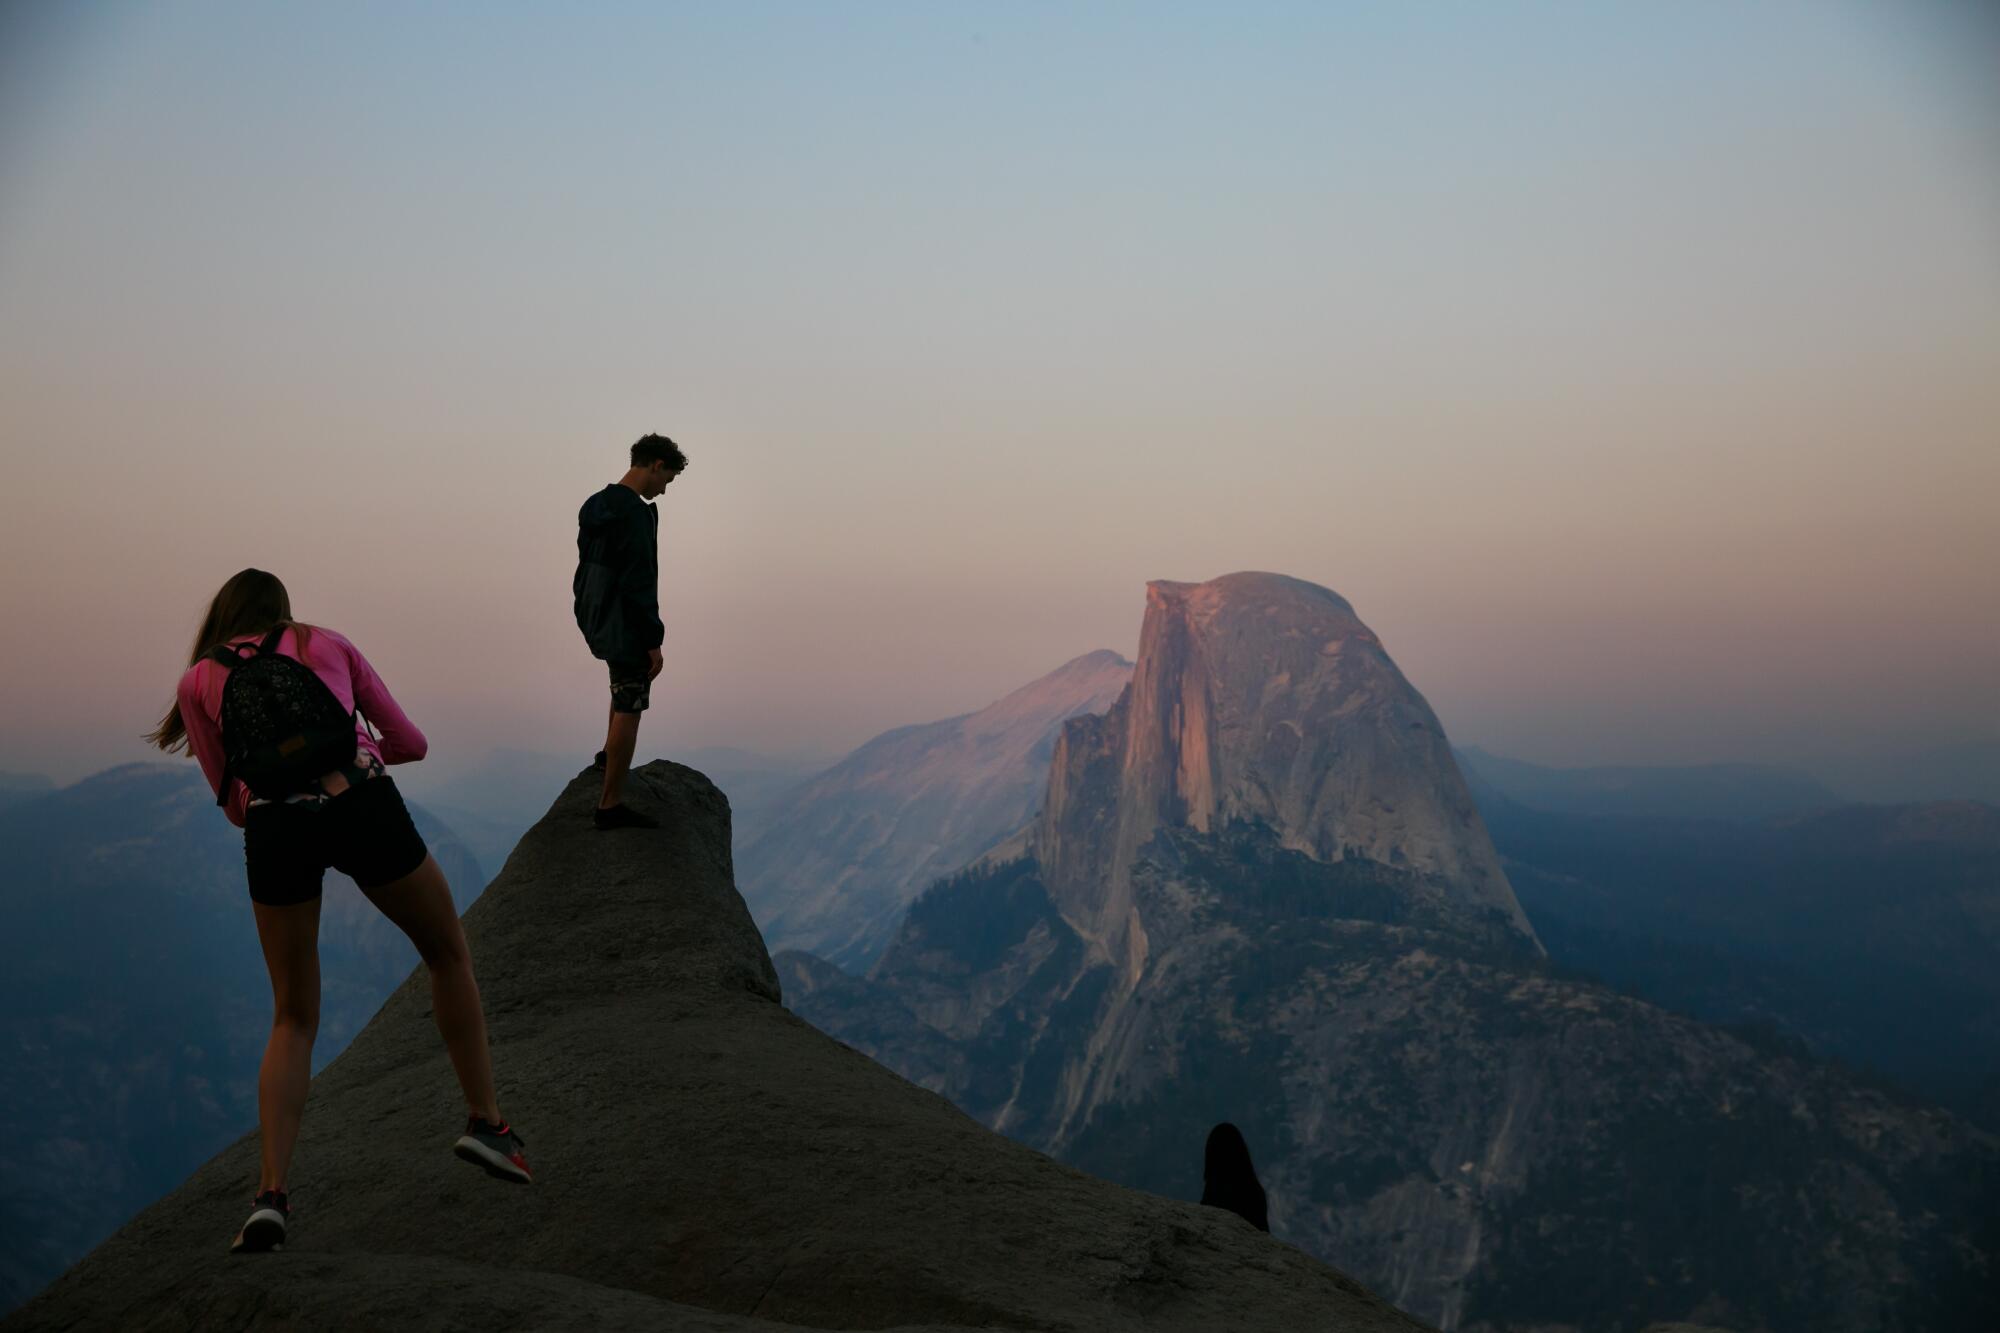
left=573, top=483, right=663, bottom=661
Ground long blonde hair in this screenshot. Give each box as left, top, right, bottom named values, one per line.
left=147, top=569, right=315, bottom=753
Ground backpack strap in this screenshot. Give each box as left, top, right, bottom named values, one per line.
left=206, top=625, right=288, bottom=670
left=207, top=625, right=291, bottom=806
left=205, top=642, right=242, bottom=800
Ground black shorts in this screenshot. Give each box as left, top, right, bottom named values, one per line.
left=243, top=776, right=429, bottom=908
left=609, top=656, right=652, bottom=714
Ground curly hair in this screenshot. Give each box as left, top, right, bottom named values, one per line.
left=630, top=433, right=688, bottom=472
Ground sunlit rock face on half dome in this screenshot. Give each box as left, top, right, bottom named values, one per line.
left=1034, top=572, right=1538, bottom=971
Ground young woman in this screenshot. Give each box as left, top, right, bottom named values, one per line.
left=149, top=569, right=531, bottom=1254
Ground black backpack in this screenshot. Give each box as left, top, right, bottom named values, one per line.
left=208, top=626, right=360, bottom=806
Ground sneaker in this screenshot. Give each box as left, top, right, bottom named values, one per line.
left=593, top=802, right=659, bottom=831
left=229, top=1189, right=289, bottom=1254
left=454, top=1116, right=533, bottom=1184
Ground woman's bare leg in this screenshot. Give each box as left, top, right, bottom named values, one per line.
left=251, top=897, right=323, bottom=1193
left=360, top=853, right=502, bottom=1122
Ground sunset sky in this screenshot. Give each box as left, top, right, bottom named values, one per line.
left=2, top=1, right=1996, bottom=786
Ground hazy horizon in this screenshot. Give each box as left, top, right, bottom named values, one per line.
left=4, top=2, right=1996, bottom=785
left=8, top=616, right=1999, bottom=795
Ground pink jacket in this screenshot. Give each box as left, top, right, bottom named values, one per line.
left=178, top=625, right=428, bottom=827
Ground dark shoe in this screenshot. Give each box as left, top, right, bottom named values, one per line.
left=593, top=802, right=659, bottom=831
left=454, top=1116, right=533, bottom=1184
left=230, top=1189, right=289, bottom=1254
left=593, top=750, right=606, bottom=770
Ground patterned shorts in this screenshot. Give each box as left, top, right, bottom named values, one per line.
left=609, top=657, right=651, bottom=714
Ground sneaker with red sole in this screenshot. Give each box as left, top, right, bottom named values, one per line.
left=454, top=1116, right=533, bottom=1183
left=229, top=1189, right=289, bottom=1254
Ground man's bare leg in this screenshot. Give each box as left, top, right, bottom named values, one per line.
left=600, top=709, right=641, bottom=808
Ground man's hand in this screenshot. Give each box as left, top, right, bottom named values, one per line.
left=647, top=647, right=663, bottom=680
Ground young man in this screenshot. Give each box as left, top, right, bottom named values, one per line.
left=574, top=433, right=686, bottom=829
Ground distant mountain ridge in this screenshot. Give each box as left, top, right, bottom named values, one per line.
left=1455, top=746, right=1838, bottom=821
left=735, top=649, right=1133, bottom=970
left=1804, top=738, right=2000, bottom=805
left=1476, top=787, right=2000, bottom=1127
left=0, top=771, right=53, bottom=811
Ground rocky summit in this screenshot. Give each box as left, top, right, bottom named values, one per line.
left=7, top=761, right=1426, bottom=1333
